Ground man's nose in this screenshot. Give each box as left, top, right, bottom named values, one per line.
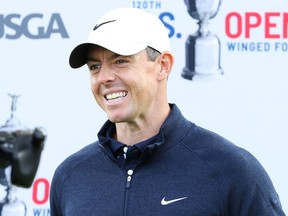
left=96, top=65, right=116, bottom=84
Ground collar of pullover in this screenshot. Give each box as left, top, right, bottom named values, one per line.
left=98, top=104, right=192, bottom=162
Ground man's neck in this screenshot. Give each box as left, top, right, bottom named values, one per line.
left=115, top=104, right=171, bottom=146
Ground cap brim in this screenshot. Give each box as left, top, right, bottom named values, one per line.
left=69, top=43, right=92, bottom=69
left=69, top=40, right=147, bottom=69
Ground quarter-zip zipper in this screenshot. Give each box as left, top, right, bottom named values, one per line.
left=124, top=169, right=134, bottom=216
left=126, top=169, right=133, bottom=188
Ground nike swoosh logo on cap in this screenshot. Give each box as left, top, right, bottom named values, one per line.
left=93, top=20, right=116, bottom=31
left=161, top=196, right=188, bottom=205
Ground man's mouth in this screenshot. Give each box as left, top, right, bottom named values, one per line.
left=105, top=91, right=128, bottom=102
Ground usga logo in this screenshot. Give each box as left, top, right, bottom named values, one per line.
left=0, top=13, right=69, bottom=39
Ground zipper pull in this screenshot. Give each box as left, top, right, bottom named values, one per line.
left=126, top=169, right=133, bottom=188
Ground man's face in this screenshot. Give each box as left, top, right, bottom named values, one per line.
left=86, top=45, right=161, bottom=124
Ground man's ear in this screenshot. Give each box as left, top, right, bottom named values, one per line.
left=158, top=51, right=174, bottom=80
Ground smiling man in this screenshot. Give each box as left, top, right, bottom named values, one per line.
left=86, top=45, right=172, bottom=145
left=50, top=8, right=285, bottom=216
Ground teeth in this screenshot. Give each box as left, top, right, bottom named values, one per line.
left=106, top=92, right=127, bottom=100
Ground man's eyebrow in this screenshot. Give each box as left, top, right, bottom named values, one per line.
left=108, top=53, right=122, bottom=60
left=86, top=53, right=131, bottom=62
left=86, top=56, right=98, bottom=62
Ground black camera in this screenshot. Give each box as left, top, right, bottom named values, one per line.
left=0, top=128, right=45, bottom=188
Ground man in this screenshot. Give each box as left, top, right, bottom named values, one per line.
left=50, top=8, right=285, bottom=215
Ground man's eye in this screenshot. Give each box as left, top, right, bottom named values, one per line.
left=89, top=64, right=101, bottom=71
left=115, top=59, right=128, bottom=64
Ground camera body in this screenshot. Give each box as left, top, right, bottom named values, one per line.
left=0, top=128, right=45, bottom=188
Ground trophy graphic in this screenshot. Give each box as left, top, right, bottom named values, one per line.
left=0, top=94, right=46, bottom=216
left=182, top=0, right=223, bottom=80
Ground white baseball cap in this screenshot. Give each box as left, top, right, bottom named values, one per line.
left=69, top=8, right=171, bottom=68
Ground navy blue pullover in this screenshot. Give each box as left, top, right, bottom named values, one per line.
left=50, top=104, right=285, bottom=216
